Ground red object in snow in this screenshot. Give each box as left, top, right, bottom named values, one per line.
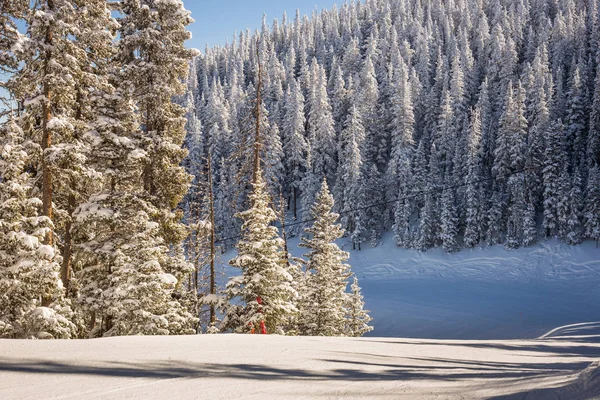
left=256, top=297, right=266, bottom=334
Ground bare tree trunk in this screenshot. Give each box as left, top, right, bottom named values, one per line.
left=253, top=44, right=263, bottom=184
left=41, top=0, right=55, bottom=246
left=61, top=192, right=76, bottom=294
left=279, top=193, right=291, bottom=269
left=208, top=155, right=217, bottom=325
left=89, top=312, right=96, bottom=334
left=293, top=186, right=297, bottom=220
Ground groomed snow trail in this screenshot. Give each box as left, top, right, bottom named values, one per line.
left=2, top=334, right=600, bottom=400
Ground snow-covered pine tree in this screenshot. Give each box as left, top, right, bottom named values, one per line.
left=359, top=162, right=385, bottom=247
left=357, top=55, right=382, bottom=167
left=0, top=120, right=76, bottom=339
left=345, top=276, right=373, bottom=337
left=307, top=61, right=337, bottom=184
left=589, top=60, right=600, bottom=169
left=464, top=106, right=483, bottom=248
left=224, top=168, right=296, bottom=334
left=565, top=167, right=584, bottom=245
left=0, top=0, right=26, bottom=108
left=566, top=64, right=588, bottom=173
left=300, top=147, right=321, bottom=228
left=505, top=82, right=528, bottom=248
left=8, top=0, right=92, bottom=287
left=298, top=179, right=352, bottom=336
left=543, top=120, right=568, bottom=238
left=524, top=46, right=552, bottom=205
left=418, top=144, right=441, bottom=251
left=282, top=79, right=308, bottom=220
left=336, top=105, right=364, bottom=243
left=440, top=187, right=459, bottom=252
left=116, top=0, right=198, bottom=324
left=388, top=58, right=415, bottom=246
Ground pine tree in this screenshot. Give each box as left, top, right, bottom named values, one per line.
left=565, top=168, right=583, bottom=245
left=116, top=0, right=198, bottom=325
left=440, top=188, right=459, bottom=252
left=464, top=107, right=483, bottom=248
left=337, top=105, right=364, bottom=238
left=357, top=55, right=383, bottom=167
left=224, top=169, right=296, bottom=334
left=0, top=120, right=76, bottom=339
left=388, top=59, right=415, bottom=242
left=0, top=0, right=26, bottom=105
left=307, top=61, right=337, bottom=183
left=298, top=179, right=351, bottom=336
left=282, top=80, right=308, bottom=220
left=566, top=65, right=587, bottom=171
left=589, top=64, right=600, bottom=168
left=345, top=276, right=373, bottom=337
left=418, top=144, right=441, bottom=251
left=543, top=120, right=567, bottom=238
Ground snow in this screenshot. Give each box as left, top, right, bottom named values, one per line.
left=201, top=294, right=220, bottom=304
left=36, top=245, right=55, bottom=259
left=2, top=237, right=599, bottom=398
left=47, top=117, right=73, bottom=131
left=29, top=307, right=54, bottom=320
left=10, top=232, right=39, bottom=249
left=2, top=332, right=600, bottom=399
left=158, top=273, right=177, bottom=286
left=220, top=234, right=600, bottom=340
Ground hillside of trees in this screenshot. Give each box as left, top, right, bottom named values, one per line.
left=184, top=0, right=600, bottom=253
left=2, top=0, right=600, bottom=339
left=0, top=0, right=373, bottom=338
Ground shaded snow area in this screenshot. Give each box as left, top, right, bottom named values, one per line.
left=2, top=334, right=600, bottom=399
left=217, top=235, right=600, bottom=339
left=249, top=234, right=600, bottom=340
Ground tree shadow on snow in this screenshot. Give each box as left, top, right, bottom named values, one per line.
left=0, top=356, right=592, bottom=383
left=362, top=339, right=600, bottom=358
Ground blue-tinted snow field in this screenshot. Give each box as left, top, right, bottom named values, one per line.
left=223, top=234, right=600, bottom=340
left=348, top=235, right=600, bottom=339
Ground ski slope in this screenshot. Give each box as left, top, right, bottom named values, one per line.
left=2, top=239, right=600, bottom=399
left=2, top=333, right=600, bottom=399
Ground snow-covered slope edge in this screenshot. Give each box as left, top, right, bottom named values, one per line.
left=336, top=234, right=600, bottom=284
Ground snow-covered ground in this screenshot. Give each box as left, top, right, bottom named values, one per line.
left=2, top=333, right=600, bottom=399
left=221, top=234, right=600, bottom=339
left=2, top=238, right=599, bottom=399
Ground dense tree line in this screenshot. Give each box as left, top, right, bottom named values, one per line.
left=185, top=0, right=600, bottom=253
left=0, top=0, right=198, bottom=338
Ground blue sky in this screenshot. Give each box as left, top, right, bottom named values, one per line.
left=184, top=0, right=340, bottom=49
